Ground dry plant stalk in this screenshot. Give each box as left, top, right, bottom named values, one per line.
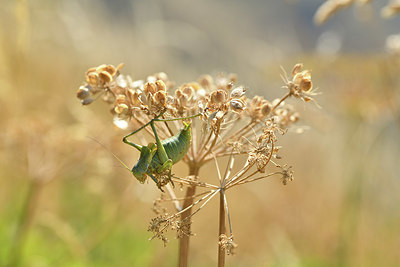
left=313, top=0, right=374, bottom=25
left=382, top=0, right=400, bottom=18
left=314, top=0, right=400, bottom=24
left=77, top=63, right=317, bottom=267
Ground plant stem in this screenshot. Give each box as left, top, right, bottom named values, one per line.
left=7, top=180, right=42, bottom=267
left=270, top=92, right=291, bottom=113
left=178, top=166, right=199, bottom=267
left=218, top=190, right=226, bottom=267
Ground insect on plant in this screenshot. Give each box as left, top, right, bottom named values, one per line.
left=122, top=110, right=202, bottom=191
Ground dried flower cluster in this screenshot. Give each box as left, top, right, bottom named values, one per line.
left=77, top=63, right=316, bottom=255
left=314, top=0, right=400, bottom=25
left=219, top=234, right=238, bottom=255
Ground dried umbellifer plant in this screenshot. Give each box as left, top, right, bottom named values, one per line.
left=76, top=63, right=318, bottom=267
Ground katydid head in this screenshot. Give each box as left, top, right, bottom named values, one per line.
left=131, top=143, right=157, bottom=183
left=131, top=169, right=147, bottom=183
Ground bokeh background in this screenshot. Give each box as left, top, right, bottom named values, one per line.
left=1, top=0, right=400, bottom=266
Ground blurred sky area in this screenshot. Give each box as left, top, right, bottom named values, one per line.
left=3, top=0, right=399, bottom=82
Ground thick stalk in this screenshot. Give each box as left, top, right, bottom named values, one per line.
left=218, top=190, right=226, bottom=267
left=178, top=166, right=199, bottom=267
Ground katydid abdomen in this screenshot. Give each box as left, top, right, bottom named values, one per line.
left=148, top=122, right=191, bottom=173
left=124, top=110, right=201, bottom=190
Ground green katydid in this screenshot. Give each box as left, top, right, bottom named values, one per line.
left=123, top=110, right=202, bottom=191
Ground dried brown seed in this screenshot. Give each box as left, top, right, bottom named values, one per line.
left=230, top=99, right=245, bottom=111
left=291, top=63, right=303, bottom=77
left=261, top=102, right=272, bottom=116
left=127, top=89, right=141, bottom=106
left=81, top=98, right=94, bottom=105
left=226, top=82, right=234, bottom=90
left=77, top=86, right=90, bottom=100
left=299, top=79, right=312, bottom=92
left=230, top=86, right=246, bottom=98
left=114, top=103, right=129, bottom=115
left=95, top=64, right=107, bottom=72
left=116, top=63, right=125, bottom=71
left=102, top=65, right=117, bottom=76
left=178, top=94, right=188, bottom=107
left=155, top=80, right=167, bottom=92
left=116, top=95, right=127, bottom=105
left=251, top=96, right=263, bottom=107
left=86, top=72, right=98, bottom=85
left=212, top=90, right=226, bottom=104
left=182, top=86, right=194, bottom=99
left=175, top=89, right=183, bottom=98
left=144, top=82, right=157, bottom=95
left=99, top=71, right=113, bottom=83
left=303, top=96, right=313, bottom=102
left=154, top=91, right=167, bottom=105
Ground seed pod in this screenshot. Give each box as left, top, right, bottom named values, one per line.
left=226, top=82, right=234, bottom=91
left=182, top=86, right=194, bottom=99
left=230, top=99, right=245, bottom=112
left=175, top=89, right=183, bottom=98
left=81, top=98, right=94, bottom=105
left=299, top=78, right=312, bottom=92
left=155, top=80, right=167, bottom=92
left=86, top=67, right=96, bottom=75
left=178, top=94, right=188, bottom=107
left=77, top=85, right=90, bottom=100
left=251, top=96, right=263, bottom=107
left=211, top=90, right=226, bottom=104
left=95, top=64, right=107, bottom=72
left=291, top=63, right=303, bottom=77
left=102, top=65, right=117, bottom=76
left=230, top=86, right=246, bottom=98
left=127, top=89, right=141, bottom=106
left=303, top=96, right=312, bottom=102
left=115, top=103, right=129, bottom=115
left=86, top=72, right=98, bottom=85
left=261, top=102, right=272, bottom=116
left=144, top=82, right=157, bottom=95
left=99, top=71, right=113, bottom=84
left=116, top=63, right=125, bottom=72
left=154, top=91, right=167, bottom=106
left=116, top=94, right=128, bottom=105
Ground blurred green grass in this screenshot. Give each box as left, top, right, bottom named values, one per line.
left=1, top=0, right=400, bottom=266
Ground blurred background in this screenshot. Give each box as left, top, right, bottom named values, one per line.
left=1, top=0, right=400, bottom=266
